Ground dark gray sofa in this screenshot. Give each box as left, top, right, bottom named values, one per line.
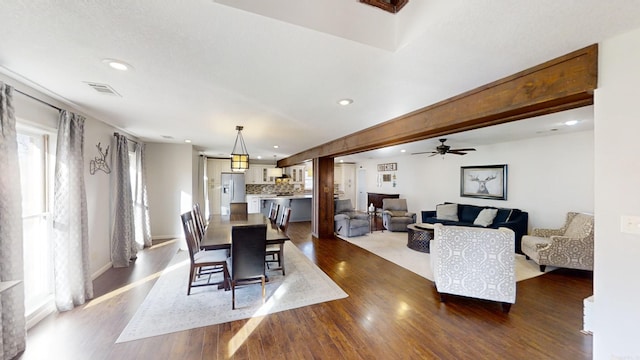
left=421, top=202, right=528, bottom=254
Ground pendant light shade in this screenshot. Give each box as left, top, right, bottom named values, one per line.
left=230, top=125, right=249, bottom=172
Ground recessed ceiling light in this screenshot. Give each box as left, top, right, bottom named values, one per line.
left=564, top=120, right=579, bottom=126
left=400, top=149, right=406, bottom=153
left=184, top=139, right=192, bottom=143
left=337, top=98, right=353, bottom=106
left=102, top=58, right=133, bottom=71
left=257, top=156, right=262, bottom=159
left=273, top=145, right=279, bottom=149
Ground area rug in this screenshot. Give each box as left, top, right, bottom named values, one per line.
left=338, top=231, right=555, bottom=282
left=116, top=242, right=347, bottom=343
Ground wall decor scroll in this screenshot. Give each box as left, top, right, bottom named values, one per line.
left=377, top=163, right=397, bottom=171
left=90, top=142, right=111, bottom=175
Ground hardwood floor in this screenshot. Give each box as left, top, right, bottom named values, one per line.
left=19, top=222, right=593, bottom=360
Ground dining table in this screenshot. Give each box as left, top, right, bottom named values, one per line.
left=200, top=213, right=289, bottom=251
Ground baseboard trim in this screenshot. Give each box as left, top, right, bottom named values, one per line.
left=92, top=262, right=113, bottom=281
left=26, top=299, right=56, bottom=330
left=152, top=234, right=180, bottom=240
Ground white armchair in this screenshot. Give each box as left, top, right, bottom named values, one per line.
left=432, top=224, right=516, bottom=313
left=521, top=212, right=594, bottom=272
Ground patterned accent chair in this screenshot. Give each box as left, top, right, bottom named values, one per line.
left=381, top=198, right=416, bottom=232
left=334, top=199, right=369, bottom=237
left=521, top=212, right=594, bottom=272
left=432, top=224, right=516, bottom=313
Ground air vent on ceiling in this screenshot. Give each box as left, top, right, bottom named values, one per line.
left=84, top=82, right=121, bottom=96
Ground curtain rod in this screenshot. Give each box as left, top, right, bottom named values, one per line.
left=113, top=132, right=139, bottom=145
left=14, top=88, right=63, bottom=112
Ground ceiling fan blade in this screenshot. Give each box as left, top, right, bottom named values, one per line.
left=447, top=151, right=469, bottom=155
left=411, top=151, right=437, bottom=155
left=449, top=148, right=476, bottom=152
left=428, top=153, right=440, bottom=157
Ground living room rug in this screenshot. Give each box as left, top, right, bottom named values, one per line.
left=338, top=230, right=555, bottom=282
left=116, top=242, right=347, bottom=343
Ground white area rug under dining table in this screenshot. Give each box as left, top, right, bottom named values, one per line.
left=116, top=242, right=347, bottom=343
left=338, top=230, right=554, bottom=282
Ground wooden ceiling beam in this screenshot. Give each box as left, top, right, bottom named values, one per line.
left=359, top=0, right=409, bottom=14
left=278, top=44, right=597, bottom=168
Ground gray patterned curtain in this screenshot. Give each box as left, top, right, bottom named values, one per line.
left=53, top=110, right=93, bottom=311
left=133, top=142, right=152, bottom=248
left=0, top=83, right=26, bottom=359
left=111, top=133, right=137, bottom=267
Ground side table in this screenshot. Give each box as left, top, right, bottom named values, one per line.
left=407, top=223, right=434, bottom=253
left=368, top=210, right=376, bottom=233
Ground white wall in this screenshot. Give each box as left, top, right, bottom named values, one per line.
left=357, top=130, right=594, bottom=231
left=145, top=143, right=193, bottom=245
left=594, top=27, right=640, bottom=358
left=83, top=117, right=117, bottom=276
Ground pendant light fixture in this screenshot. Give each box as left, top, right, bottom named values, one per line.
left=230, top=125, right=249, bottom=172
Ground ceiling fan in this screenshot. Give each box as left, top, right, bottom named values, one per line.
left=411, top=138, right=476, bottom=157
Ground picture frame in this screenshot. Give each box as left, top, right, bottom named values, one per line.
left=460, top=164, right=507, bottom=200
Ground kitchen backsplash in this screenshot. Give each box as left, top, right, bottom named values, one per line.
left=246, top=184, right=297, bottom=194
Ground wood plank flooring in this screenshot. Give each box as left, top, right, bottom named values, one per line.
left=18, top=222, right=593, bottom=359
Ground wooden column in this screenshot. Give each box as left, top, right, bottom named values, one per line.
left=312, top=157, right=334, bottom=238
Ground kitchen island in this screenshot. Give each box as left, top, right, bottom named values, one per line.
left=260, top=194, right=312, bottom=222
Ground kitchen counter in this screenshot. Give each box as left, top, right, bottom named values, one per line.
left=259, top=195, right=312, bottom=222
left=258, top=194, right=312, bottom=200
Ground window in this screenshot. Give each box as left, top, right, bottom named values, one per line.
left=17, top=126, right=56, bottom=326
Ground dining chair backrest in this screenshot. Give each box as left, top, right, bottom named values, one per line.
left=180, top=211, right=200, bottom=261
left=269, top=203, right=280, bottom=223
left=279, top=207, right=291, bottom=233
left=231, top=224, right=267, bottom=280
left=230, top=202, right=248, bottom=221
left=193, top=203, right=206, bottom=238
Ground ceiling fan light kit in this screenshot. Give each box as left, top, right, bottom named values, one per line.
left=411, top=138, right=476, bottom=157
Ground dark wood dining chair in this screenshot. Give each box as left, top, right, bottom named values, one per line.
left=278, top=207, right=291, bottom=233
left=269, top=203, right=280, bottom=223
left=193, top=203, right=207, bottom=240
left=266, top=207, right=291, bottom=275
left=230, top=202, right=248, bottom=221
left=181, top=211, right=229, bottom=295
left=230, top=224, right=267, bottom=309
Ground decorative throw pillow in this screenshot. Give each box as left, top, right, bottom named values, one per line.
left=473, top=208, right=498, bottom=227
left=436, top=203, right=459, bottom=221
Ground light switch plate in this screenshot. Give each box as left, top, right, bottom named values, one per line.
left=621, top=215, right=640, bottom=234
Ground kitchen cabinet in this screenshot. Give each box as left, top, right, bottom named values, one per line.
left=287, top=165, right=305, bottom=184
left=262, top=165, right=280, bottom=183
left=245, top=165, right=279, bottom=184
left=335, top=163, right=356, bottom=202
left=206, top=158, right=233, bottom=215
left=246, top=195, right=262, bottom=213
left=245, top=167, right=262, bottom=184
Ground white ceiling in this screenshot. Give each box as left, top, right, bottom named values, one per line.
left=0, top=1, right=636, bottom=162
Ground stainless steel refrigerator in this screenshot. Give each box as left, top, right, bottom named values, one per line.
left=220, top=172, right=246, bottom=215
